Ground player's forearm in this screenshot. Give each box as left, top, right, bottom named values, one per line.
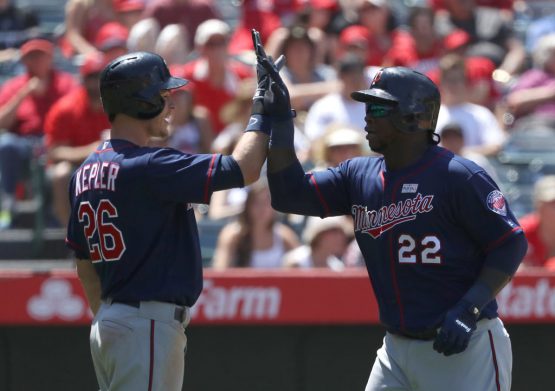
left=462, top=231, right=528, bottom=312
left=267, top=117, right=297, bottom=173
left=231, top=131, right=269, bottom=185
left=76, top=259, right=101, bottom=315
left=267, top=117, right=322, bottom=215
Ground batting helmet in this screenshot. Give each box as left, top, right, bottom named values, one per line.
left=351, top=67, right=440, bottom=133
left=100, top=51, right=188, bottom=119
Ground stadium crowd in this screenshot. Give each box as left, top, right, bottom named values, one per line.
left=0, top=0, right=554, bottom=271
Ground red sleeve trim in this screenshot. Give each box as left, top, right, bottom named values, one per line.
left=203, top=154, right=217, bottom=204
left=309, top=174, right=331, bottom=217
left=484, top=226, right=522, bottom=253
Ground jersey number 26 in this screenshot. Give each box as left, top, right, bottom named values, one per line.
left=78, top=200, right=127, bottom=263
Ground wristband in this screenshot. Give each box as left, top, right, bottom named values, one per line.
left=245, top=114, right=272, bottom=135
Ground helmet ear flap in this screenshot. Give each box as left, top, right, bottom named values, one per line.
left=391, top=113, right=418, bottom=133
left=135, top=94, right=165, bottom=119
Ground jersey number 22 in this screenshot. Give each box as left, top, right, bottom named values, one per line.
left=398, top=234, right=441, bottom=264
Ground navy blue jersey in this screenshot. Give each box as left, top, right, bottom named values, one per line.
left=66, top=139, right=225, bottom=307
left=283, top=146, right=522, bottom=333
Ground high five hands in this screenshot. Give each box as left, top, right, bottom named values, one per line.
left=251, top=29, right=295, bottom=120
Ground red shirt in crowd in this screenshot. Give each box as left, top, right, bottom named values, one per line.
left=44, top=87, right=110, bottom=149
left=172, top=60, right=253, bottom=134
left=366, top=30, right=401, bottom=67
left=227, top=0, right=285, bottom=55
left=0, top=71, right=77, bottom=137
left=385, top=30, right=444, bottom=74
left=519, top=213, right=548, bottom=268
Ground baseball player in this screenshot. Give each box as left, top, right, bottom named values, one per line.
left=66, top=51, right=272, bottom=391
left=253, top=33, right=528, bottom=391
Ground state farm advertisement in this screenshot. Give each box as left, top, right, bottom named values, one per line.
left=1, top=269, right=554, bottom=325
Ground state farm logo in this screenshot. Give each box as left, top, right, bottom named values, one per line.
left=190, top=279, right=281, bottom=320
left=27, top=278, right=87, bottom=321
left=497, top=279, right=555, bottom=318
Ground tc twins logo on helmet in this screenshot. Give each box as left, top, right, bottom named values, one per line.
left=352, top=193, right=434, bottom=238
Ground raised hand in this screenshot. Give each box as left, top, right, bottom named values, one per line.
left=251, top=29, right=269, bottom=115
left=251, top=29, right=292, bottom=120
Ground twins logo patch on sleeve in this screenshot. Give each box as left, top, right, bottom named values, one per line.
left=486, top=190, right=507, bottom=216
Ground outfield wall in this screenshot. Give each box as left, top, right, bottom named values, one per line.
left=1, top=269, right=554, bottom=390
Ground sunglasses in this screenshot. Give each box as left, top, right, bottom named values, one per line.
left=365, top=103, right=395, bottom=118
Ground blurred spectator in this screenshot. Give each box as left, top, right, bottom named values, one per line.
left=296, top=0, right=342, bottom=65
left=385, top=6, right=444, bottom=75
left=211, top=78, right=256, bottom=155
left=519, top=175, right=555, bottom=270
left=266, top=24, right=338, bottom=114
left=212, top=179, right=300, bottom=269
left=335, top=25, right=382, bottom=82
left=430, top=0, right=514, bottom=11
left=311, top=124, right=368, bottom=169
left=525, top=14, right=555, bottom=54
left=227, top=0, right=282, bottom=57
left=303, top=54, right=367, bottom=141
left=153, top=23, right=190, bottom=65
left=61, top=0, right=117, bottom=57
left=113, top=0, right=145, bottom=31
left=336, top=25, right=370, bottom=63
left=0, top=0, right=39, bottom=62
left=93, top=22, right=129, bottom=61
left=434, top=0, right=526, bottom=76
left=436, top=53, right=506, bottom=156
left=142, top=0, right=220, bottom=50
left=283, top=215, right=350, bottom=270
left=301, top=0, right=340, bottom=32
left=208, top=79, right=256, bottom=220
left=506, top=33, right=555, bottom=126
left=438, top=29, right=500, bottom=109
left=127, top=17, right=161, bottom=54
left=127, top=20, right=189, bottom=66
left=43, top=53, right=110, bottom=227
left=172, top=19, right=253, bottom=134
left=438, top=122, right=499, bottom=181
left=166, top=85, right=213, bottom=154
left=0, top=39, right=77, bottom=229
left=356, top=0, right=398, bottom=66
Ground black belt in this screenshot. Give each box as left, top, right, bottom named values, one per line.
left=387, top=327, right=438, bottom=341
left=111, top=300, right=187, bottom=323
left=113, top=300, right=140, bottom=308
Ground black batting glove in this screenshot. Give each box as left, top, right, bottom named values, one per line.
left=246, top=29, right=289, bottom=133
left=433, top=300, right=479, bottom=356
left=251, top=29, right=294, bottom=120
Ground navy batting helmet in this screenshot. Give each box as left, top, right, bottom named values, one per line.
left=351, top=67, right=440, bottom=133
left=100, top=51, right=188, bottom=120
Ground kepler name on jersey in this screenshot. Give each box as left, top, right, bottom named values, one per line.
left=74, top=162, right=120, bottom=196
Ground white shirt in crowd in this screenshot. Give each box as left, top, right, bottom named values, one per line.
left=436, top=103, right=506, bottom=148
